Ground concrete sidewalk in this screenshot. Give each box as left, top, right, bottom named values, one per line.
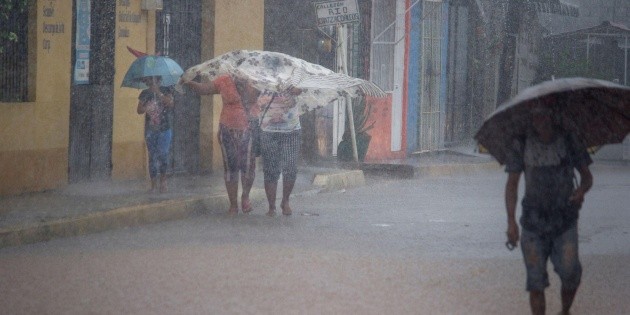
left=0, top=151, right=498, bottom=248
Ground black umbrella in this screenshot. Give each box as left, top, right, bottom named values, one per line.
left=475, top=77, right=630, bottom=164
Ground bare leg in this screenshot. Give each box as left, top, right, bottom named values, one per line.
left=241, top=173, right=254, bottom=213
left=529, top=290, right=545, bottom=315
left=159, top=174, right=168, bottom=193
left=225, top=179, right=239, bottom=214
left=560, top=287, right=577, bottom=315
left=264, top=181, right=277, bottom=216
left=280, top=179, right=295, bottom=215
left=150, top=178, right=158, bottom=193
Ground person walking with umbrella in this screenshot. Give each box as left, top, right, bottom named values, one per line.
left=504, top=97, right=593, bottom=315
left=136, top=76, right=175, bottom=193
left=476, top=77, right=629, bottom=315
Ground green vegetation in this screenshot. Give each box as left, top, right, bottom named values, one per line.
left=337, top=96, right=374, bottom=162
left=537, top=44, right=621, bottom=83
left=0, top=0, right=27, bottom=54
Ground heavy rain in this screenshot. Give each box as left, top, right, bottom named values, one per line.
left=0, top=0, right=629, bottom=314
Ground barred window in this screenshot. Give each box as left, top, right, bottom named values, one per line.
left=1, top=0, right=33, bottom=102
left=370, top=0, right=397, bottom=91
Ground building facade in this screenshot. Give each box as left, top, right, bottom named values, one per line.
left=0, top=0, right=264, bottom=195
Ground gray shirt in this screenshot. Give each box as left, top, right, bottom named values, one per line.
left=505, top=132, right=592, bottom=234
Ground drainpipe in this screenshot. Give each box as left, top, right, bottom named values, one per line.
left=337, top=23, right=359, bottom=163
left=625, top=35, right=628, bottom=86
left=146, top=12, right=156, bottom=54
left=586, top=34, right=590, bottom=67
left=141, top=0, right=163, bottom=54
left=496, top=0, right=523, bottom=106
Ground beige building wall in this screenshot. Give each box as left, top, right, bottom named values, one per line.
left=111, top=1, right=156, bottom=181
left=0, top=0, right=266, bottom=195
left=0, top=1, right=72, bottom=195
left=200, top=0, right=265, bottom=171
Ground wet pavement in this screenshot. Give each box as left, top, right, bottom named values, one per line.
left=1, top=159, right=627, bottom=314
left=0, top=148, right=498, bottom=248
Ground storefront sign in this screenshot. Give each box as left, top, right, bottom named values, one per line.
left=314, top=0, right=360, bottom=27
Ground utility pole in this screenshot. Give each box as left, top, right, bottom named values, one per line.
left=496, top=0, right=524, bottom=106
left=337, top=23, right=359, bottom=163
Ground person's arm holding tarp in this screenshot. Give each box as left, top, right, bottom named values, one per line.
left=182, top=78, right=218, bottom=95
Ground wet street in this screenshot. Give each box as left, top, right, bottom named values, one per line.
left=0, top=164, right=628, bottom=314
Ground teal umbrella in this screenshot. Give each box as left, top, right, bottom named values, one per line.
left=122, top=55, right=184, bottom=89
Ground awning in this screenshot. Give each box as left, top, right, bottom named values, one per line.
left=546, top=21, right=630, bottom=40
left=545, top=21, right=630, bottom=86
left=528, top=0, right=579, bottom=17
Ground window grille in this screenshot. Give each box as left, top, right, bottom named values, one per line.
left=370, top=0, right=397, bottom=91
left=1, top=0, right=31, bottom=102
left=418, top=1, right=444, bottom=152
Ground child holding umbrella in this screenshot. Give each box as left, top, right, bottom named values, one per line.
left=136, top=76, right=175, bottom=193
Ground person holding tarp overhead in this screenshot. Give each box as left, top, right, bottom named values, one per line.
left=175, top=50, right=387, bottom=216
left=183, top=74, right=261, bottom=214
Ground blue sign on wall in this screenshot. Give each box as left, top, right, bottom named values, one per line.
left=74, top=0, right=90, bottom=84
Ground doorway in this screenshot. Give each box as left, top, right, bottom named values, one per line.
left=68, top=0, right=114, bottom=183
left=156, top=0, right=202, bottom=174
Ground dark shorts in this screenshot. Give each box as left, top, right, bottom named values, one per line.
left=218, top=124, right=256, bottom=182
left=520, top=224, right=582, bottom=291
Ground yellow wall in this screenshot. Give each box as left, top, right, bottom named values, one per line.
left=113, top=0, right=266, bottom=178
left=111, top=0, right=152, bottom=181
left=201, top=0, right=265, bottom=171
left=0, top=0, right=266, bottom=195
left=0, top=1, right=73, bottom=194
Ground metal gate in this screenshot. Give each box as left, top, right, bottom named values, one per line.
left=417, top=0, right=444, bottom=152
left=445, top=3, right=471, bottom=145
left=156, top=0, right=202, bottom=174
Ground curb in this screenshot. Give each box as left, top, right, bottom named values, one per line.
left=312, top=170, right=366, bottom=192
left=0, top=163, right=500, bottom=248
left=0, top=190, right=266, bottom=248
left=414, top=162, right=501, bottom=177
left=0, top=170, right=364, bottom=248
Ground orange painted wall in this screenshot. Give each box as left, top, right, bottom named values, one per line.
left=364, top=95, right=406, bottom=161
